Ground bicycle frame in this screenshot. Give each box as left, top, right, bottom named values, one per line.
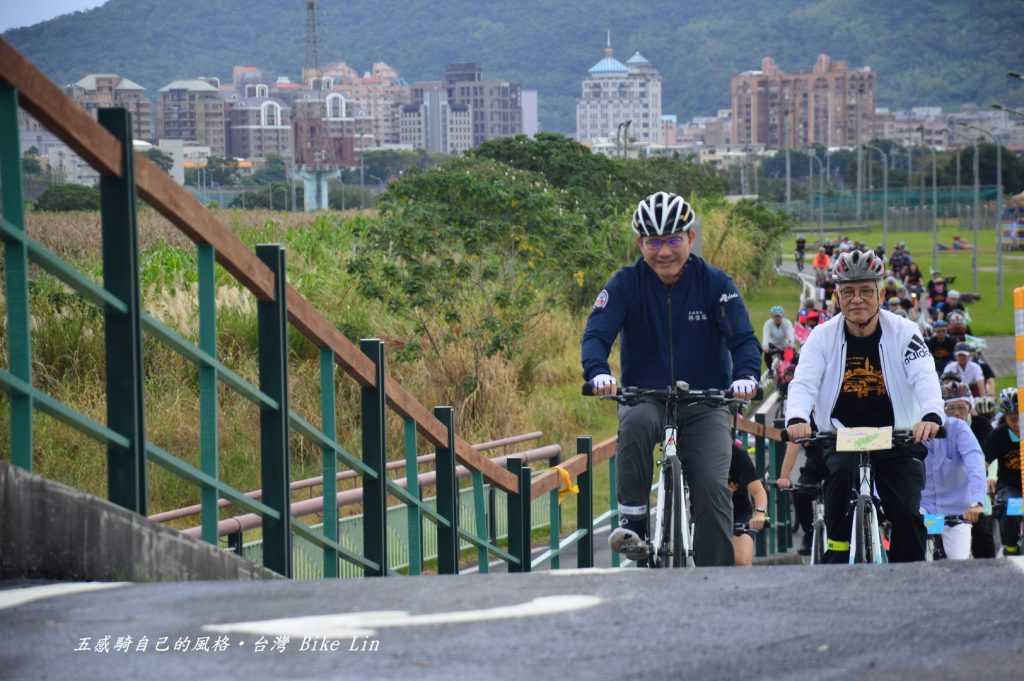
left=848, top=452, right=887, bottom=565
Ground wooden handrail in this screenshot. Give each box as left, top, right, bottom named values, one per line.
left=0, top=38, right=517, bottom=493
left=150, top=432, right=545, bottom=523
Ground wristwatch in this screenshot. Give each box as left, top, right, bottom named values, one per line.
left=754, top=507, right=768, bottom=514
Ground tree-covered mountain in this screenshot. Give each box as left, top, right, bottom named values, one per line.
left=5, top=0, right=1023, bottom=133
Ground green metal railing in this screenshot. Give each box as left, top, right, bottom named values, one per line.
left=1, top=43, right=799, bottom=581
left=0, top=70, right=536, bottom=578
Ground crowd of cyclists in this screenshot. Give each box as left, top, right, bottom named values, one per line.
left=581, top=189, right=1020, bottom=568
left=773, top=235, right=1021, bottom=560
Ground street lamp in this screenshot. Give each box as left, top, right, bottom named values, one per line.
left=616, top=120, right=633, bottom=158
left=955, top=121, right=1005, bottom=304
left=918, top=126, right=938, bottom=271
left=805, top=147, right=825, bottom=240
left=863, top=144, right=888, bottom=251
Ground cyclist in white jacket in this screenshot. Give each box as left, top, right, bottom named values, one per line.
left=785, top=249, right=944, bottom=563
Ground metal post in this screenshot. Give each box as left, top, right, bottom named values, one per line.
left=855, top=94, right=863, bottom=224
left=359, top=338, right=388, bottom=576
left=973, top=139, right=980, bottom=292
left=576, top=437, right=594, bottom=568
left=321, top=348, right=339, bottom=578
left=785, top=148, right=792, bottom=215
left=198, top=244, right=219, bottom=544
left=609, top=454, right=620, bottom=567
left=404, top=418, right=423, bottom=575
left=996, top=139, right=1004, bottom=306
left=359, top=148, right=365, bottom=210
left=471, top=470, right=489, bottom=573
left=256, top=244, right=292, bottom=577
left=434, top=405, right=459, bottom=575
left=808, top=151, right=814, bottom=230
left=754, top=413, right=767, bottom=557
left=931, top=148, right=938, bottom=274
left=0, top=84, right=33, bottom=471
left=548, top=449, right=561, bottom=569
left=506, top=457, right=527, bottom=572
left=99, top=108, right=147, bottom=514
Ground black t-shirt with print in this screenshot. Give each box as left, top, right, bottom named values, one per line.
left=729, top=445, right=758, bottom=520
left=983, top=426, right=1023, bottom=492
left=831, top=324, right=895, bottom=429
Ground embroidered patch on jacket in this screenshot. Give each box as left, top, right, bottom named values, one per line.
left=719, top=292, right=740, bottom=303
left=904, top=334, right=931, bottom=365
left=688, top=310, right=708, bottom=322
left=593, top=289, right=609, bottom=310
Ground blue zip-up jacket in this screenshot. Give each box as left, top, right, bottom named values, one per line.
left=581, top=255, right=761, bottom=390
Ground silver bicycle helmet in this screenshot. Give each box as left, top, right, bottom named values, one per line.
left=831, top=249, right=885, bottom=283
left=631, top=192, right=696, bottom=236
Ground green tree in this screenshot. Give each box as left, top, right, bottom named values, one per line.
left=145, top=147, right=174, bottom=173
left=346, top=156, right=602, bottom=410
left=22, top=154, right=42, bottom=175
left=250, top=153, right=287, bottom=185
left=187, top=156, right=238, bottom=186
left=34, top=184, right=100, bottom=211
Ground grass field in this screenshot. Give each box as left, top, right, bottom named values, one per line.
left=793, top=221, right=1024, bottom=336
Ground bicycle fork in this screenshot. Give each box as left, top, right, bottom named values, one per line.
left=849, top=457, right=885, bottom=564
left=651, top=425, right=676, bottom=559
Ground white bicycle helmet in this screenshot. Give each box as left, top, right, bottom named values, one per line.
left=831, top=249, right=885, bottom=283
left=631, top=192, right=696, bottom=236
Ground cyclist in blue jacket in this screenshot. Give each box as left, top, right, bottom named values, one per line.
left=582, top=191, right=761, bottom=567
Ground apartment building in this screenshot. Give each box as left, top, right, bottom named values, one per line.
left=731, top=54, right=875, bottom=149
left=576, top=38, right=662, bottom=147
left=65, top=74, right=154, bottom=141
left=444, top=63, right=523, bottom=147
left=400, top=82, right=473, bottom=154
left=156, top=79, right=228, bottom=157
left=227, top=97, right=294, bottom=161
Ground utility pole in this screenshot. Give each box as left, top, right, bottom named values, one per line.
left=972, top=135, right=979, bottom=291
left=855, top=87, right=863, bottom=224
left=865, top=144, right=888, bottom=250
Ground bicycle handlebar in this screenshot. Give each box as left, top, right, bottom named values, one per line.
left=778, top=426, right=945, bottom=445
left=581, top=382, right=763, bottom=403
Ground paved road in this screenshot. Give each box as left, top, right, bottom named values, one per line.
left=3, top=559, right=1022, bottom=680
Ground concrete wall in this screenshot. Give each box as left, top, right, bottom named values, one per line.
left=0, top=461, right=279, bottom=582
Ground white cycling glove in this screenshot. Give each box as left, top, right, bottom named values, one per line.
left=592, top=373, right=617, bottom=390
left=730, top=378, right=758, bottom=397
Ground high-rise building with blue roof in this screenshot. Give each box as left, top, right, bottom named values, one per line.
left=576, top=33, right=662, bottom=151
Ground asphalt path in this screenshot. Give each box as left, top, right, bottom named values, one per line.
left=3, top=559, right=1022, bottom=680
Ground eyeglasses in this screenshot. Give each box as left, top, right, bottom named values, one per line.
left=642, top=236, right=685, bottom=251
left=836, top=286, right=879, bottom=301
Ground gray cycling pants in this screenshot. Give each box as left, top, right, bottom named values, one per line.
left=616, top=399, right=735, bottom=567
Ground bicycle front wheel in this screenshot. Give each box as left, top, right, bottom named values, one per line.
left=811, top=520, right=825, bottom=565
left=660, top=457, right=684, bottom=568
left=852, top=497, right=874, bottom=564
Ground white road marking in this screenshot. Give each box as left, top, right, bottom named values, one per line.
left=1009, top=557, right=1024, bottom=576
left=203, top=594, right=602, bottom=639
left=545, top=567, right=631, bottom=576
left=0, top=582, right=125, bottom=611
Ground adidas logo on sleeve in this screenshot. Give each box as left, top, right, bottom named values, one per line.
left=904, top=334, right=930, bottom=365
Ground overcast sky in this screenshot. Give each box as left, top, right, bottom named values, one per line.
left=1, top=0, right=106, bottom=32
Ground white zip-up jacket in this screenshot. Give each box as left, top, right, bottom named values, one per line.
left=785, top=309, right=944, bottom=432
